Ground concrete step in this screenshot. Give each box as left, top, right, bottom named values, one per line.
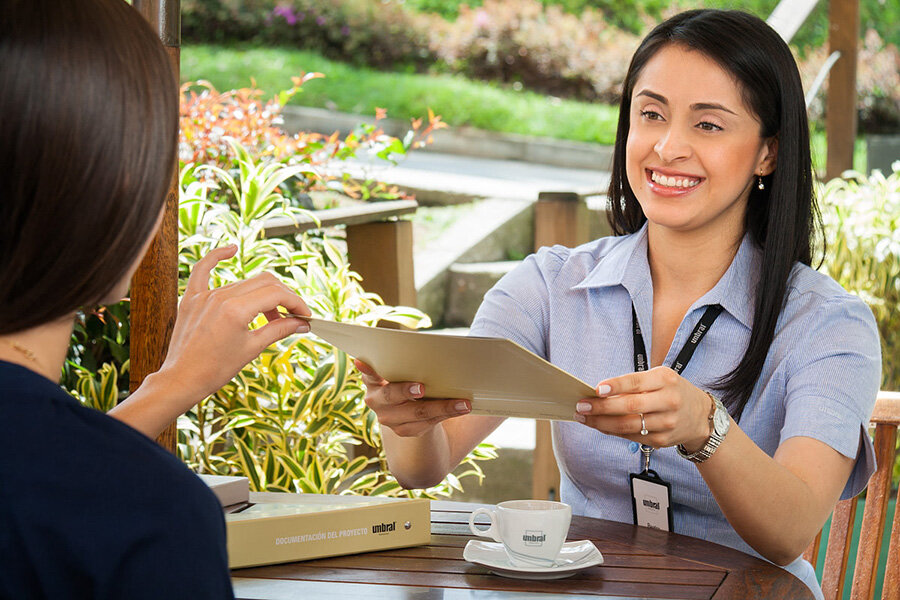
left=415, top=198, right=533, bottom=327
left=444, top=261, right=520, bottom=328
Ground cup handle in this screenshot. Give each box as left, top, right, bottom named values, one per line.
left=469, top=507, right=501, bottom=542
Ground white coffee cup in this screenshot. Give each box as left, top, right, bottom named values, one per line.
left=468, top=500, right=572, bottom=568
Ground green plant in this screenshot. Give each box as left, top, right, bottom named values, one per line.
left=67, top=361, right=128, bottom=413
left=176, top=142, right=496, bottom=497
left=180, top=77, right=443, bottom=205
left=819, top=162, right=900, bottom=395
left=63, top=301, right=131, bottom=395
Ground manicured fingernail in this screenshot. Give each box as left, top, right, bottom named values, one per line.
left=455, top=401, right=470, bottom=413
left=574, top=414, right=586, bottom=423
left=409, top=384, right=422, bottom=396
left=576, top=401, right=592, bottom=413
left=295, top=323, right=309, bottom=333
left=597, top=384, right=611, bottom=396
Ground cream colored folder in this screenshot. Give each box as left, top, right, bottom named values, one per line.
left=305, top=317, right=598, bottom=421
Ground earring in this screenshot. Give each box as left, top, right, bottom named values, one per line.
left=757, top=175, right=765, bottom=191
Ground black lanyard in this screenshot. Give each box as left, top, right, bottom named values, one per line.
left=631, top=302, right=723, bottom=470
left=632, top=303, right=723, bottom=375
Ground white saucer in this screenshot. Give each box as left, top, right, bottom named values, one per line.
left=463, top=539, right=603, bottom=580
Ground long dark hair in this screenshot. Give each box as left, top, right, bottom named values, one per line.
left=0, top=0, right=177, bottom=335
left=607, top=9, right=819, bottom=420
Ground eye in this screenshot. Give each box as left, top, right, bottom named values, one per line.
left=697, top=120, right=723, bottom=132
left=640, top=110, right=664, bottom=121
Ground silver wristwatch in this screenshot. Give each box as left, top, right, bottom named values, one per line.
left=676, top=392, right=730, bottom=463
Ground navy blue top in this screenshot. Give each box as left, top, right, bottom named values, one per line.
left=0, top=361, right=233, bottom=599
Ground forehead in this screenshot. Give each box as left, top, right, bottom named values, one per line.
left=631, top=44, right=750, bottom=113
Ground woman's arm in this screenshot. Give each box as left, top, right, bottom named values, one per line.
left=356, top=360, right=504, bottom=489
left=699, top=421, right=853, bottom=565
left=576, top=367, right=859, bottom=566
left=110, top=246, right=311, bottom=438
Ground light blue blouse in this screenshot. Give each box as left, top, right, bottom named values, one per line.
left=469, top=224, right=881, bottom=599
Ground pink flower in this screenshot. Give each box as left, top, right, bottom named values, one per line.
left=272, top=5, right=297, bottom=26
left=474, top=9, right=490, bottom=29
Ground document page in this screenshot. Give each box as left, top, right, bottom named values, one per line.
left=304, top=318, right=598, bottom=421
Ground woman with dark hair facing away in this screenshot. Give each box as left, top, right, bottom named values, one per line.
left=0, top=0, right=311, bottom=597
left=358, top=9, right=880, bottom=599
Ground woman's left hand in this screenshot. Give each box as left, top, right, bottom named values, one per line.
left=574, top=366, right=713, bottom=450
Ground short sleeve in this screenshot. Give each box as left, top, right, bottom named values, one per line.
left=780, top=294, right=882, bottom=499
left=469, top=246, right=567, bottom=358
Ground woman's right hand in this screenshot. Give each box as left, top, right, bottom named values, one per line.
left=354, top=359, right=471, bottom=437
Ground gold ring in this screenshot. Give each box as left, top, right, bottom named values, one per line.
left=639, top=413, right=648, bottom=436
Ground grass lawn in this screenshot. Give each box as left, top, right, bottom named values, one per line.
left=181, top=44, right=620, bottom=145
left=182, top=44, right=867, bottom=173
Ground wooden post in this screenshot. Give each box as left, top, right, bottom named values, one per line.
left=532, top=192, right=589, bottom=501
left=825, top=0, right=859, bottom=180
left=345, top=220, right=417, bottom=310
left=131, top=0, right=181, bottom=453
left=345, top=219, right=416, bottom=460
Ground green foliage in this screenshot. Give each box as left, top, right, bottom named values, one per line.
left=176, top=142, right=496, bottom=497
left=408, top=0, right=667, bottom=32
left=181, top=0, right=899, bottom=134
left=819, top=162, right=900, bottom=394
left=181, top=45, right=621, bottom=144
left=182, top=0, right=433, bottom=69
left=67, top=361, right=128, bottom=413
left=63, top=302, right=131, bottom=395
left=431, top=0, right=641, bottom=103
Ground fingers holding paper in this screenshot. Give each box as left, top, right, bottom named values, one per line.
left=355, top=359, right=472, bottom=437
left=573, top=366, right=712, bottom=450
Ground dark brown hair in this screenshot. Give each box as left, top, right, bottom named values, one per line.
left=0, top=0, right=178, bottom=335
left=607, top=10, right=818, bottom=420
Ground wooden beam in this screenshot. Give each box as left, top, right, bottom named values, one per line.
left=263, top=200, right=418, bottom=237
left=532, top=191, right=590, bottom=501
left=825, top=0, right=859, bottom=180
left=130, top=0, right=181, bottom=452
left=345, top=220, right=417, bottom=311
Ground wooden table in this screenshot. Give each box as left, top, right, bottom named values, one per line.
left=232, top=500, right=813, bottom=599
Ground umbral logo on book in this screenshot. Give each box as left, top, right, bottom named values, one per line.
left=372, top=521, right=396, bottom=534
left=523, top=530, right=546, bottom=546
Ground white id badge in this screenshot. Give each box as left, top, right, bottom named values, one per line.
left=630, top=470, right=673, bottom=532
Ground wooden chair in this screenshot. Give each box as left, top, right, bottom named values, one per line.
left=803, top=391, right=900, bottom=600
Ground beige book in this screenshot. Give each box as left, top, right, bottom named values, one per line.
left=198, top=474, right=250, bottom=508
left=227, top=492, right=431, bottom=568
left=303, top=317, right=598, bottom=421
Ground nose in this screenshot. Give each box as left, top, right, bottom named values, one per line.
left=653, top=125, right=691, bottom=163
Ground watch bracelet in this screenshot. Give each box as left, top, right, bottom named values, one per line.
left=676, top=391, right=724, bottom=463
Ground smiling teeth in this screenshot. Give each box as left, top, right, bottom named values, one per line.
left=651, top=170, right=700, bottom=188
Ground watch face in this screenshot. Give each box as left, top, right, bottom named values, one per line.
left=713, top=406, right=729, bottom=433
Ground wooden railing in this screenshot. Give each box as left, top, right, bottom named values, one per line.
left=262, top=200, right=419, bottom=309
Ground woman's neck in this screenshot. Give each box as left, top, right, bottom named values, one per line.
left=0, top=317, right=74, bottom=382
left=647, top=223, right=744, bottom=300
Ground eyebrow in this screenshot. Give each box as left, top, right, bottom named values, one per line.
left=635, top=90, right=738, bottom=116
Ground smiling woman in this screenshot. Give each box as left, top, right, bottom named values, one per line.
left=354, top=10, right=881, bottom=600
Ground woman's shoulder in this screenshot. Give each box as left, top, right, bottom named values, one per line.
left=0, top=365, right=229, bottom=597
left=531, top=231, right=643, bottom=282
left=0, top=362, right=223, bottom=537
left=785, top=263, right=875, bottom=320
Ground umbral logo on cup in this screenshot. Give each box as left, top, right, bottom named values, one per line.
left=522, top=530, right=547, bottom=546
left=642, top=497, right=660, bottom=511
left=372, top=521, right=396, bottom=534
